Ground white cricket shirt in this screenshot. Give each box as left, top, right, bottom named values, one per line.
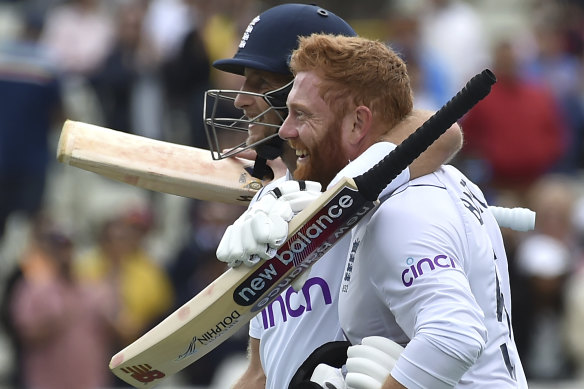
left=339, top=161, right=528, bottom=388
left=249, top=143, right=410, bottom=389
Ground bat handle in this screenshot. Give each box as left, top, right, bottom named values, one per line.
left=354, top=69, right=497, bottom=201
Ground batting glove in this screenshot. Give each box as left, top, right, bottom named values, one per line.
left=310, top=363, right=347, bottom=389
left=489, top=205, right=536, bottom=231
left=271, top=181, right=321, bottom=291
left=345, top=336, right=404, bottom=389
left=216, top=180, right=321, bottom=267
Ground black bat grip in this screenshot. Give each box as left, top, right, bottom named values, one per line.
left=353, top=69, right=496, bottom=201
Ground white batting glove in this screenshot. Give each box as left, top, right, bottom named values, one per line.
left=216, top=180, right=321, bottom=267
left=310, top=363, right=347, bottom=389
left=345, top=336, right=404, bottom=389
left=489, top=205, right=536, bottom=232
left=281, top=180, right=321, bottom=289
left=217, top=194, right=291, bottom=267
left=275, top=180, right=322, bottom=213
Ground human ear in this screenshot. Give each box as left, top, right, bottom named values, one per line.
left=348, top=105, right=372, bottom=145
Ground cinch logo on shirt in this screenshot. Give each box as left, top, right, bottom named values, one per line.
left=259, top=276, right=332, bottom=329
left=401, top=255, right=457, bottom=287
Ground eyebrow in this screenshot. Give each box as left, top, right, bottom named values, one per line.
left=286, top=100, right=306, bottom=112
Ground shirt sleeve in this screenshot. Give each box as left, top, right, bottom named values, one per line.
left=249, top=312, right=262, bottom=340
left=366, top=184, right=487, bottom=387
left=391, top=334, right=479, bottom=388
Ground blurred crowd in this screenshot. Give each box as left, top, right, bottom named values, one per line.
left=0, top=0, right=583, bottom=388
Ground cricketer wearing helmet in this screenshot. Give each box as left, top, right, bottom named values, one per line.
left=205, top=4, right=463, bottom=389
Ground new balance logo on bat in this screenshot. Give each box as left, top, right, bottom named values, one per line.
left=233, top=187, right=375, bottom=310
left=120, top=364, right=165, bottom=384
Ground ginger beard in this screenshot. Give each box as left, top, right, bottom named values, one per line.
left=291, top=116, right=349, bottom=189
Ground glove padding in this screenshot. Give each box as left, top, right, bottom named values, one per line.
left=310, top=364, right=346, bottom=389
left=345, top=336, right=404, bottom=389
left=273, top=180, right=322, bottom=213
left=216, top=180, right=321, bottom=267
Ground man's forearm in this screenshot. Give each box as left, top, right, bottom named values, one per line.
left=231, top=337, right=266, bottom=389
left=383, top=109, right=463, bottom=179
left=382, top=375, right=407, bottom=389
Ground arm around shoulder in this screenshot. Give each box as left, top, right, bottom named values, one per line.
left=384, top=109, right=463, bottom=179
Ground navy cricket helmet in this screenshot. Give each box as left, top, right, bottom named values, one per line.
left=213, top=3, right=357, bottom=75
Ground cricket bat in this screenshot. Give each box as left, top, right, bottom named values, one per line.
left=109, top=69, right=497, bottom=388
left=57, top=121, right=285, bottom=204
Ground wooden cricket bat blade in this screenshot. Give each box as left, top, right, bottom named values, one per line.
left=57, top=120, right=282, bottom=204
left=109, top=177, right=371, bottom=388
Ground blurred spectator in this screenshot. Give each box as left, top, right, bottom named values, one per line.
left=142, top=0, right=195, bottom=63
left=166, top=200, right=246, bottom=386
left=39, top=0, right=115, bottom=124
left=0, top=9, right=63, bottom=239
left=75, top=203, right=174, bottom=348
left=136, top=0, right=200, bottom=142
left=565, top=253, right=584, bottom=380
left=513, top=174, right=579, bottom=381
left=89, top=0, right=159, bottom=134
left=384, top=1, right=452, bottom=110
left=522, top=3, right=584, bottom=172
left=459, top=39, right=567, bottom=202
left=565, top=180, right=584, bottom=380
left=415, top=0, right=491, bottom=97
left=160, top=13, right=211, bottom=147
left=167, top=200, right=242, bottom=308
left=7, top=215, right=118, bottom=389
left=0, top=261, right=24, bottom=387
left=198, top=0, right=257, bottom=90
left=40, top=0, right=114, bottom=77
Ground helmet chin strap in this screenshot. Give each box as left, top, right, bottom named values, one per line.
left=250, top=137, right=284, bottom=179
left=255, top=136, right=285, bottom=160
left=250, top=156, right=271, bottom=179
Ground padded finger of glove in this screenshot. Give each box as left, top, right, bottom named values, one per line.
left=273, top=180, right=322, bottom=214
left=250, top=212, right=288, bottom=257
left=361, top=336, right=404, bottom=361
left=345, top=372, right=382, bottom=389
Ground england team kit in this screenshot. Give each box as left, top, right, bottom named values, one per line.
left=338, top=148, right=528, bottom=387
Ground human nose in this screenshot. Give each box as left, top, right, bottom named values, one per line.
left=278, top=116, right=296, bottom=140
left=234, top=90, right=253, bottom=110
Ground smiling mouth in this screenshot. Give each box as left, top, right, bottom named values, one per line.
left=292, top=146, right=309, bottom=160
left=246, top=122, right=268, bottom=140
left=247, top=122, right=262, bottom=131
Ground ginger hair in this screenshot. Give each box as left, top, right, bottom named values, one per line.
left=289, top=33, right=413, bottom=131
